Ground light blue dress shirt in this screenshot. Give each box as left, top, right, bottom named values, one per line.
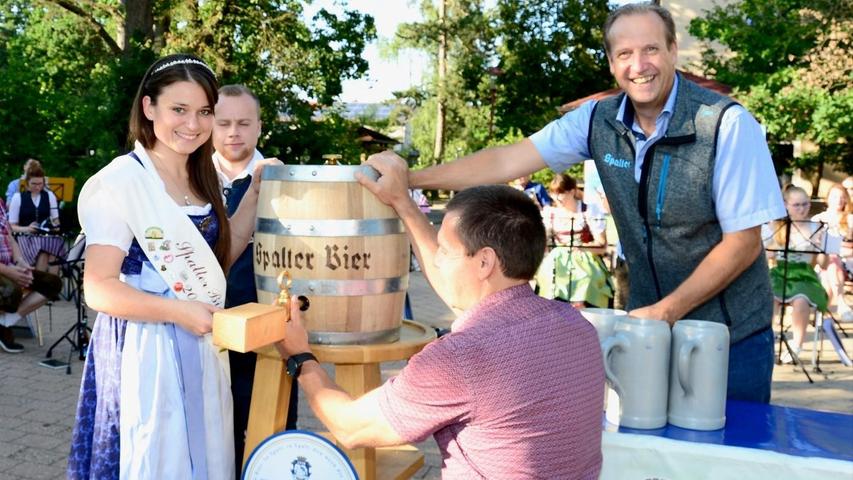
left=5, top=178, right=20, bottom=207
left=530, top=75, right=786, bottom=233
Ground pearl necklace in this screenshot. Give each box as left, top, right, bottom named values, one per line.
left=163, top=177, right=193, bottom=206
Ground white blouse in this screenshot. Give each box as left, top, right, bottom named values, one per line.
left=81, top=182, right=212, bottom=254
left=8, top=190, right=59, bottom=224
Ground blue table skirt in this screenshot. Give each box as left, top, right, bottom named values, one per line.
left=605, top=400, right=853, bottom=462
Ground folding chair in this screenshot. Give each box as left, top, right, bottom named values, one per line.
left=812, top=310, right=853, bottom=368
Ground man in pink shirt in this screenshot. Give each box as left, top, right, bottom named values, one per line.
left=277, top=155, right=604, bottom=479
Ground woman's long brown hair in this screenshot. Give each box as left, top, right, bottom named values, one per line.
left=825, top=183, right=851, bottom=238
left=128, top=54, right=231, bottom=270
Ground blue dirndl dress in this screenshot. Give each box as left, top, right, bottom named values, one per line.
left=67, top=209, right=233, bottom=480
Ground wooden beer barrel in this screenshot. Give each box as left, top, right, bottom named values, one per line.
left=254, top=164, right=409, bottom=344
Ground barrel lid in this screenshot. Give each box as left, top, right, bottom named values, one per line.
left=243, top=430, right=356, bottom=480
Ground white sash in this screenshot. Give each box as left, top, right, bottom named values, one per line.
left=80, top=148, right=226, bottom=306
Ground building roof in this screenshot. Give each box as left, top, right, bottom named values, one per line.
left=357, top=126, right=399, bottom=146
left=558, top=70, right=733, bottom=113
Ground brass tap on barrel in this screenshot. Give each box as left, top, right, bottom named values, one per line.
left=322, top=154, right=342, bottom=165
left=277, top=270, right=310, bottom=316
left=277, top=270, right=292, bottom=309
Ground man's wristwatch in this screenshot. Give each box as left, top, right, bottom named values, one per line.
left=286, top=352, right=317, bottom=378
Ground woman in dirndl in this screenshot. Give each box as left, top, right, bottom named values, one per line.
left=811, top=183, right=853, bottom=320
left=67, top=53, right=273, bottom=480
left=764, top=185, right=829, bottom=363
left=535, top=173, right=612, bottom=308
left=7, top=165, right=66, bottom=273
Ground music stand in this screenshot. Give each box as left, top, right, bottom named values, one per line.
left=44, top=234, right=89, bottom=374
left=764, top=218, right=829, bottom=382
left=546, top=214, right=579, bottom=302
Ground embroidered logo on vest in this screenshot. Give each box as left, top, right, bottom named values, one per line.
left=603, top=153, right=632, bottom=169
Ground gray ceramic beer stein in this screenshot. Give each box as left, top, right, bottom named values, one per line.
left=602, top=317, right=671, bottom=429
left=668, top=320, right=729, bottom=430
left=579, top=308, right=628, bottom=344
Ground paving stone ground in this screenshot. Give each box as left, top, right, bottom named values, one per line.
left=1, top=269, right=851, bottom=479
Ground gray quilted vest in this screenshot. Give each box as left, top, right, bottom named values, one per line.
left=588, top=75, right=772, bottom=343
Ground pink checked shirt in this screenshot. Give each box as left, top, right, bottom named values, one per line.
left=0, top=203, right=14, bottom=265
left=378, top=284, right=604, bottom=479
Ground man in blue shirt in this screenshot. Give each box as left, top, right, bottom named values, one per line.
left=372, top=3, right=785, bottom=403
left=5, top=158, right=41, bottom=207
left=212, top=85, right=298, bottom=475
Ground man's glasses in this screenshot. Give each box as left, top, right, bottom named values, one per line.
left=787, top=202, right=810, bottom=208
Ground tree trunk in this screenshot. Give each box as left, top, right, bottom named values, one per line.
left=813, top=160, right=824, bottom=198
left=433, top=0, right=447, bottom=166
left=118, top=0, right=154, bottom=52
left=153, top=13, right=170, bottom=51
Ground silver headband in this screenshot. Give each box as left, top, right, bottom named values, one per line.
left=153, top=58, right=215, bottom=77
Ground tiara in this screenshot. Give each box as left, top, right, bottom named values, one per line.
left=153, top=58, right=216, bottom=76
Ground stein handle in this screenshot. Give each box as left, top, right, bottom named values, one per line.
left=677, top=339, right=699, bottom=396
left=601, top=334, right=629, bottom=398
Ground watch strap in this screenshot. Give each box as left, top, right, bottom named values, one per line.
left=287, top=352, right=317, bottom=378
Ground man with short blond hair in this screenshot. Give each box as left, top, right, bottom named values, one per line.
left=212, top=84, right=296, bottom=476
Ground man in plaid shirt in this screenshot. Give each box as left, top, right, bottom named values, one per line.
left=0, top=202, right=61, bottom=352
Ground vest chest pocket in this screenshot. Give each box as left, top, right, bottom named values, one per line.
left=650, top=152, right=713, bottom=228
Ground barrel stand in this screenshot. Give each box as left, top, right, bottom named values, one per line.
left=243, top=320, right=436, bottom=480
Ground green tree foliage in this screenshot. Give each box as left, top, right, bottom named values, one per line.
left=744, top=14, right=852, bottom=172
left=164, top=0, right=376, bottom=163
left=0, top=1, right=144, bottom=182
left=689, top=0, right=852, bottom=173
left=389, top=0, right=611, bottom=166
left=688, top=0, right=832, bottom=89
left=0, top=0, right=376, bottom=189
left=390, top=0, right=493, bottom=165
left=492, top=0, right=611, bottom=136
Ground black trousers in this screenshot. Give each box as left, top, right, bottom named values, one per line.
left=0, top=268, right=61, bottom=313
left=231, top=350, right=299, bottom=478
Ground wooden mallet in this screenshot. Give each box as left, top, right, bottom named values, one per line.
left=212, top=271, right=308, bottom=352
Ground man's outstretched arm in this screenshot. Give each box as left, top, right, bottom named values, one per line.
left=358, top=152, right=454, bottom=307
left=409, top=139, right=547, bottom=191
left=629, top=227, right=763, bottom=324
left=275, top=303, right=405, bottom=449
